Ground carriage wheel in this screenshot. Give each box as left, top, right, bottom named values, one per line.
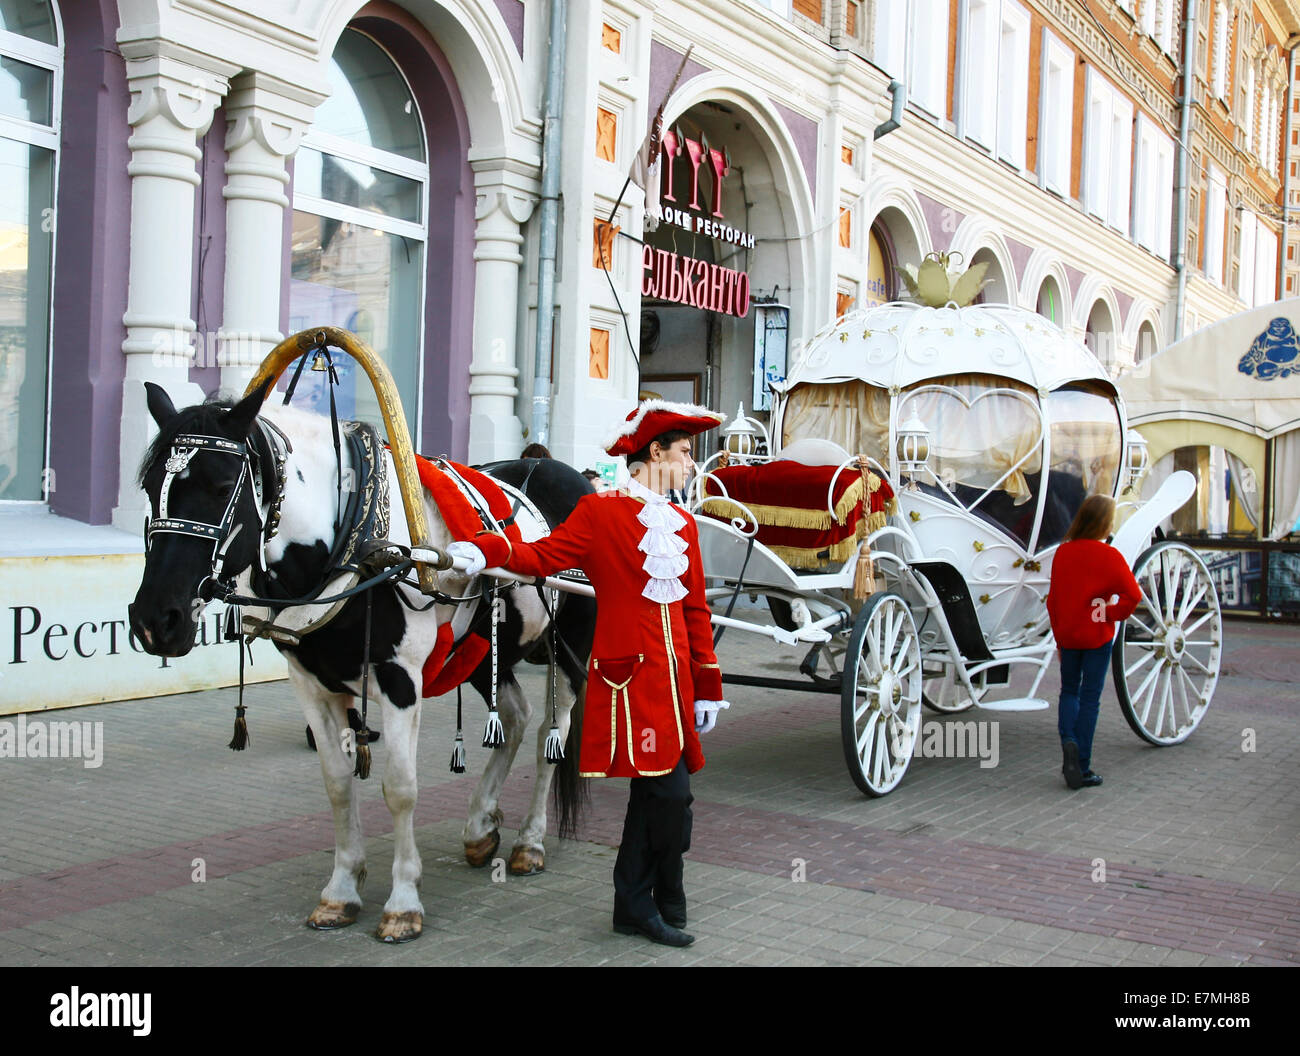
left=840, top=593, right=922, bottom=797
left=1112, top=541, right=1222, bottom=746
left=921, top=666, right=985, bottom=714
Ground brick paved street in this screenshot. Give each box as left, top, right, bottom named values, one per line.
left=0, top=603, right=1296, bottom=967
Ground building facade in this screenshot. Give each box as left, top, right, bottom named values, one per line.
left=0, top=0, right=1295, bottom=704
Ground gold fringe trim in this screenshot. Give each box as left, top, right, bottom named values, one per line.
left=767, top=536, right=862, bottom=569
left=701, top=474, right=866, bottom=529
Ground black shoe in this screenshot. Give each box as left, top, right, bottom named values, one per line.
left=1080, top=771, right=1103, bottom=788
left=1062, top=742, right=1083, bottom=789
left=655, top=895, right=686, bottom=930
left=613, top=913, right=695, bottom=947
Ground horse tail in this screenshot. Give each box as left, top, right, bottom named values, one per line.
left=551, top=593, right=594, bottom=839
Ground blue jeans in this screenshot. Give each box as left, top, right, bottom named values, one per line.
left=1057, top=641, right=1114, bottom=774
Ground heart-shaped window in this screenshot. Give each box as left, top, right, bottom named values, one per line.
left=897, top=373, right=1044, bottom=548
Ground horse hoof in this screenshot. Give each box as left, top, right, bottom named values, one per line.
left=508, top=845, right=545, bottom=876
left=464, top=830, right=501, bottom=868
left=377, top=910, right=423, bottom=943
left=306, top=899, right=360, bottom=929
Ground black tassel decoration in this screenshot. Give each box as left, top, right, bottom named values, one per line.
left=353, top=729, right=371, bottom=779
left=229, top=704, right=249, bottom=750
left=449, top=731, right=466, bottom=774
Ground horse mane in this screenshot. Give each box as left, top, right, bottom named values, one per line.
left=137, top=394, right=241, bottom=486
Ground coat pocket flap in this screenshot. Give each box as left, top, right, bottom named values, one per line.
left=593, top=654, right=644, bottom=690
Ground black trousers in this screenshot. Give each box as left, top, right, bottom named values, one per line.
left=612, top=758, right=693, bottom=921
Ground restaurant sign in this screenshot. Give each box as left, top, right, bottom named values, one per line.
left=643, top=127, right=754, bottom=318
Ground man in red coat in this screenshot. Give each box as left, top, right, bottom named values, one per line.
left=449, top=401, right=729, bottom=947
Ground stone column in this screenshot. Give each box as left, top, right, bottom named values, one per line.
left=113, top=53, right=234, bottom=532
left=217, top=73, right=322, bottom=393
left=467, top=178, right=536, bottom=463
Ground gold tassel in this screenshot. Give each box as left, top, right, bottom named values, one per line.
left=718, top=448, right=730, bottom=467
left=354, top=730, right=372, bottom=779
left=853, top=544, right=875, bottom=600
left=228, top=705, right=249, bottom=751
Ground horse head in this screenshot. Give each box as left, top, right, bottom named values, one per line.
left=129, top=379, right=272, bottom=657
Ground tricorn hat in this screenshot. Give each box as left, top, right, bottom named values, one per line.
left=604, top=399, right=725, bottom=457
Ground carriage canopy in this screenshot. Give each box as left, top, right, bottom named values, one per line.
left=773, top=303, right=1126, bottom=553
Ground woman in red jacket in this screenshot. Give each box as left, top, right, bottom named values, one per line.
left=1046, top=495, right=1142, bottom=789
left=448, top=401, right=728, bottom=947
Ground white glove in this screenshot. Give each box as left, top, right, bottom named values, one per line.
left=445, top=540, right=487, bottom=576
left=694, top=699, right=730, bottom=734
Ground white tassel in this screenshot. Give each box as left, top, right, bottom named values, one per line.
left=449, top=732, right=466, bottom=774
left=544, top=725, right=564, bottom=764
left=482, top=710, right=505, bottom=749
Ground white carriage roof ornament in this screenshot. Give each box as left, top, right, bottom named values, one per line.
left=777, top=284, right=1120, bottom=399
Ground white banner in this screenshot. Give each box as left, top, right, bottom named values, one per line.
left=0, top=554, right=285, bottom=714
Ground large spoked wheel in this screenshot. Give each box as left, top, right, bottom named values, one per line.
left=841, top=593, right=922, bottom=797
left=921, top=665, right=985, bottom=714
left=1113, top=541, right=1223, bottom=745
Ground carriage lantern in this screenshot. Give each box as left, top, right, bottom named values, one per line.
left=896, top=415, right=931, bottom=476
left=723, top=402, right=761, bottom=462
left=1124, top=429, right=1150, bottom=488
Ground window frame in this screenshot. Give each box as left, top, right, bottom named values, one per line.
left=292, top=27, right=431, bottom=441
left=1038, top=27, right=1073, bottom=196
left=0, top=5, right=63, bottom=507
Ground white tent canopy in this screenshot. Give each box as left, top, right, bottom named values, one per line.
left=1121, top=298, right=1300, bottom=438
left=1120, top=299, right=1300, bottom=541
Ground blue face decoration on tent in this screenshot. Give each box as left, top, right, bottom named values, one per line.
left=1239, top=317, right=1300, bottom=380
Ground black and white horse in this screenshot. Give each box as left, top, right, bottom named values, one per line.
left=128, top=380, right=594, bottom=942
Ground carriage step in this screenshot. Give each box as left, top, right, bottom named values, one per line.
left=976, top=697, right=1050, bottom=712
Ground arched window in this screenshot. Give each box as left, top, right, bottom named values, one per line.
left=0, top=0, right=59, bottom=502
left=289, top=28, right=427, bottom=437
left=1135, top=321, right=1158, bottom=366
left=969, top=247, right=1010, bottom=305
left=1085, top=299, right=1116, bottom=374
left=1036, top=276, right=1063, bottom=325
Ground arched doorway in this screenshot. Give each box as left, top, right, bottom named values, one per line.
left=641, top=95, right=801, bottom=429
left=865, top=221, right=896, bottom=309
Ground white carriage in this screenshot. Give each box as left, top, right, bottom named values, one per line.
left=687, top=300, right=1223, bottom=796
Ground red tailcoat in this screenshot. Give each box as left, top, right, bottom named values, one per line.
left=484, top=491, right=723, bottom=778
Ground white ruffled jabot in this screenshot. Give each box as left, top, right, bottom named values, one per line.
left=625, top=477, right=689, bottom=604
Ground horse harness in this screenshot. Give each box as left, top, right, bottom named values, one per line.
left=147, top=404, right=570, bottom=770
left=145, top=417, right=292, bottom=589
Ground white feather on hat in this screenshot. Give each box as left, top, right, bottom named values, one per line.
left=603, top=399, right=726, bottom=457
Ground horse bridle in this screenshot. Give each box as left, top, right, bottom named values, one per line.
left=144, top=421, right=291, bottom=596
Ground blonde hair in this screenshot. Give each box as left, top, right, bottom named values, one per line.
left=1065, top=494, right=1116, bottom=542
